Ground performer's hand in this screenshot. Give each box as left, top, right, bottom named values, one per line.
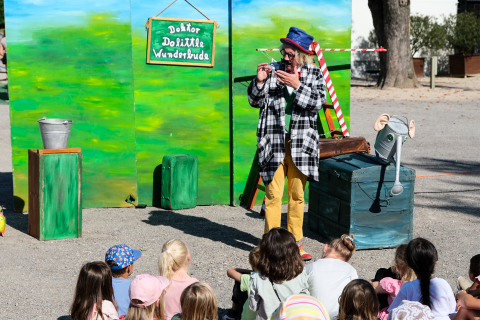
left=256, top=63, right=272, bottom=85
left=275, top=65, right=300, bottom=89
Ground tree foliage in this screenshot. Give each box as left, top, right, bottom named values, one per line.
left=410, top=15, right=447, bottom=56
left=444, top=12, right=480, bottom=56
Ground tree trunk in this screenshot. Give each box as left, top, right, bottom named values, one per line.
left=368, top=0, right=420, bottom=88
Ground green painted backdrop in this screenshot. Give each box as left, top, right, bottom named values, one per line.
left=6, top=0, right=352, bottom=209
left=131, top=0, right=231, bottom=206
left=5, top=1, right=138, bottom=211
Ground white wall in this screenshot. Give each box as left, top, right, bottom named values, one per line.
left=351, top=0, right=458, bottom=78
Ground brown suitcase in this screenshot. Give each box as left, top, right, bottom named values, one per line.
left=319, top=137, right=370, bottom=159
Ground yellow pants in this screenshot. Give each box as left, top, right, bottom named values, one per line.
left=264, top=140, right=307, bottom=241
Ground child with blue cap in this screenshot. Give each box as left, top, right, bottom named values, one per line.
left=105, top=244, right=142, bottom=317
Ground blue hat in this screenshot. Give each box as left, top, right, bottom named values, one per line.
left=280, top=27, right=314, bottom=54
left=105, top=244, right=142, bottom=270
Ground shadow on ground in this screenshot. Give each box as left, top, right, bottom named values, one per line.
left=0, top=171, right=28, bottom=234
left=143, top=210, right=261, bottom=251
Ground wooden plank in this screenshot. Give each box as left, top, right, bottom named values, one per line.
left=31, top=148, right=82, bottom=155
left=78, top=152, right=83, bottom=238
left=28, top=150, right=40, bottom=239
left=42, top=153, right=80, bottom=240
left=246, top=173, right=262, bottom=210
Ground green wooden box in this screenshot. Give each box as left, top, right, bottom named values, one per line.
left=308, top=153, right=415, bottom=250
left=28, top=149, right=82, bottom=240
left=161, top=154, right=198, bottom=210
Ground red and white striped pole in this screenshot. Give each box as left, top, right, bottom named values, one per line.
left=310, top=41, right=349, bottom=136
left=256, top=48, right=386, bottom=52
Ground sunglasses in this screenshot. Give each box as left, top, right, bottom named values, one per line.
left=280, top=49, right=295, bottom=60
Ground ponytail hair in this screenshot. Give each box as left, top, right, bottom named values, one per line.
left=325, top=234, right=356, bottom=262
left=158, top=239, right=189, bottom=283
left=406, top=238, right=438, bottom=309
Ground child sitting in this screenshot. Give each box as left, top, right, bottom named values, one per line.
left=70, top=261, right=119, bottom=320
left=388, top=238, right=456, bottom=320
left=306, top=234, right=357, bottom=319
left=249, top=228, right=309, bottom=320
left=105, top=244, right=142, bottom=317
left=338, top=279, right=378, bottom=320
left=159, top=239, right=199, bottom=320
left=457, top=254, right=480, bottom=292
left=171, top=282, right=218, bottom=320
left=370, top=244, right=416, bottom=320
left=124, top=274, right=169, bottom=320
left=223, top=247, right=260, bottom=320
left=452, top=255, right=480, bottom=320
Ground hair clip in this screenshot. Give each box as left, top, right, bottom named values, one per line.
left=345, top=236, right=354, bottom=242
left=476, top=275, right=480, bottom=282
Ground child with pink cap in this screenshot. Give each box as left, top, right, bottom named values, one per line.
left=123, top=274, right=169, bottom=320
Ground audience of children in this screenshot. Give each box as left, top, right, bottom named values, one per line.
left=306, top=234, right=357, bottom=319
left=171, top=282, right=218, bottom=320
left=105, top=244, right=142, bottom=317
left=224, top=247, right=260, bottom=320
left=70, top=231, right=480, bottom=320
left=338, top=279, right=378, bottom=320
left=70, top=261, right=119, bottom=320
left=388, top=238, right=456, bottom=320
left=159, top=239, right=199, bottom=320
left=249, top=228, right=309, bottom=320
left=123, top=274, right=169, bottom=320
left=370, top=244, right=417, bottom=320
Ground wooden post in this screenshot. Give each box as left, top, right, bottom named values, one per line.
left=430, top=56, right=437, bottom=89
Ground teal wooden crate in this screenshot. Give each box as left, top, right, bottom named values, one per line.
left=161, top=154, right=198, bottom=210
left=308, top=153, right=415, bottom=250
left=28, top=149, right=82, bottom=240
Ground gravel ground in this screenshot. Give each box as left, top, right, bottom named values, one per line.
left=1, top=76, right=480, bottom=319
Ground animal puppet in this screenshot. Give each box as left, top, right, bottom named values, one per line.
left=374, top=114, right=415, bottom=195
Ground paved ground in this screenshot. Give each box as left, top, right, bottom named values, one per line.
left=1, top=76, right=480, bottom=319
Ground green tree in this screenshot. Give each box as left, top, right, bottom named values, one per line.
left=445, top=12, right=480, bottom=56
left=410, top=15, right=430, bottom=56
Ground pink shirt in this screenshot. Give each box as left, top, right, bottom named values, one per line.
left=164, top=278, right=199, bottom=320
left=378, top=277, right=403, bottom=320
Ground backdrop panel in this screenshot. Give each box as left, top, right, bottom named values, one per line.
left=5, top=0, right=138, bottom=211
left=232, top=0, right=352, bottom=205
left=130, top=0, right=231, bottom=206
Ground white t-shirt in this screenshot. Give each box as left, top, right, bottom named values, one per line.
left=305, top=258, right=358, bottom=319
left=388, top=278, right=456, bottom=320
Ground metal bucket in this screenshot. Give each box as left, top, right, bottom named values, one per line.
left=38, top=117, right=73, bottom=149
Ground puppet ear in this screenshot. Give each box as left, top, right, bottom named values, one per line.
left=374, top=114, right=390, bottom=131
left=408, top=120, right=415, bottom=139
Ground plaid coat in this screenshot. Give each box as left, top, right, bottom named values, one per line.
left=248, top=61, right=327, bottom=186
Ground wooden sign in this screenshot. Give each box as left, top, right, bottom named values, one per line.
left=147, top=17, right=217, bottom=67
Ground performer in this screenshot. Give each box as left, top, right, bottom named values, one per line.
left=248, top=27, right=326, bottom=260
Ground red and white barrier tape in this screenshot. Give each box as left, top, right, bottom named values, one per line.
left=256, top=48, right=386, bottom=52
left=310, top=41, right=349, bottom=136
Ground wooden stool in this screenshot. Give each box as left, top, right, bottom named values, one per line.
left=28, top=148, right=82, bottom=240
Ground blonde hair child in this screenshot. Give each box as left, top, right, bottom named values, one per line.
left=158, top=239, right=198, bottom=320
left=172, top=282, right=218, bottom=320
left=370, top=244, right=417, bottom=320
